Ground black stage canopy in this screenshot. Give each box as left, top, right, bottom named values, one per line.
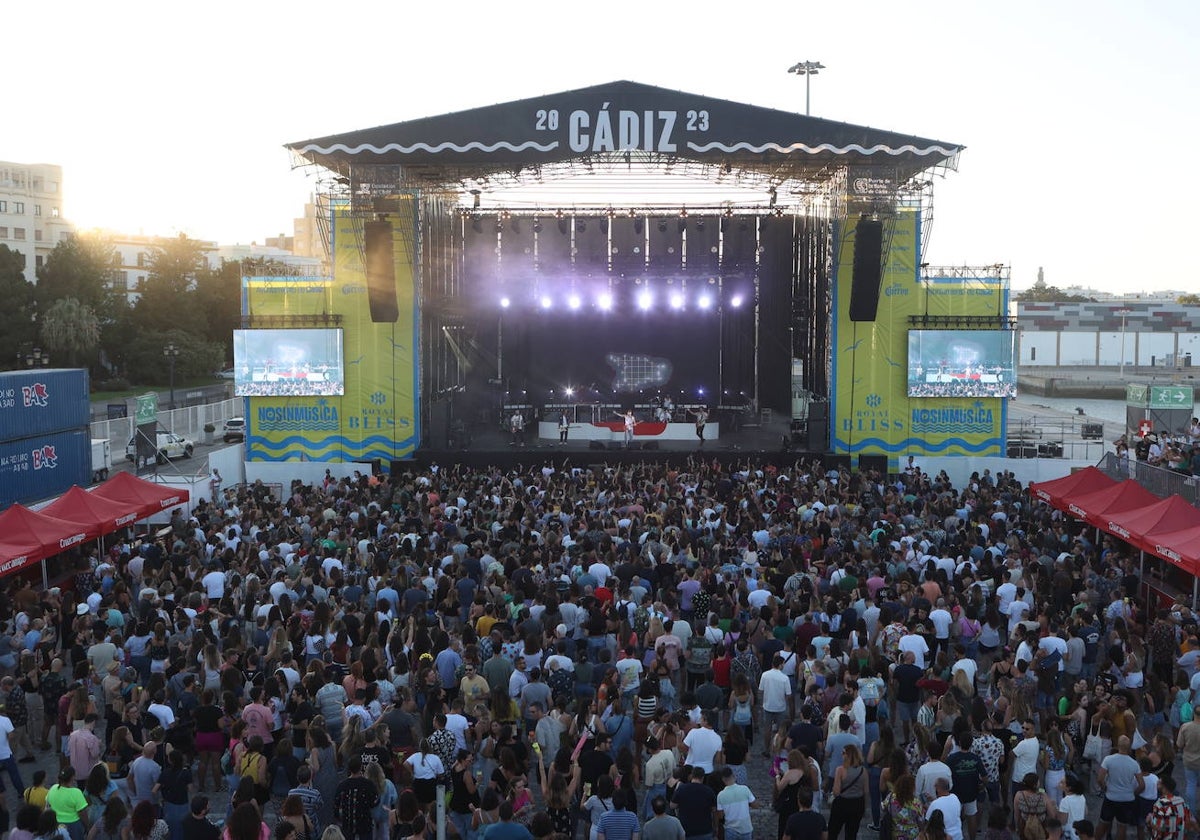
left=287, top=80, right=961, bottom=185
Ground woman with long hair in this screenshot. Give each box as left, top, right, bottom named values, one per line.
left=447, top=750, right=480, bottom=840
left=365, top=763, right=396, bottom=840
left=1012, top=773, right=1052, bottom=840
left=84, top=764, right=120, bottom=829
left=728, top=673, right=755, bottom=743
left=279, top=795, right=315, bottom=840
left=307, top=726, right=338, bottom=829
left=337, top=715, right=365, bottom=769
left=883, top=774, right=923, bottom=840
left=581, top=775, right=615, bottom=840
left=85, top=797, right=127, bottom=840
left=772, top=749, right=808, bottom=840
left=1041, top=721, right=1071, bottom=809
left=865, top=724, right=896, bottom=831
left=404, top=738, right=446, bottom=809
left=123, top=800, right=168, bottom=840
left=828, top=744, right=867, bottom=840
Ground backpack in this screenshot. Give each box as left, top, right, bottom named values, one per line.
left=1022, top=813, right=1047, bottom=840
left=547, top=667, right=575, bottom=701
left=632, top=605, right=650, bottom=639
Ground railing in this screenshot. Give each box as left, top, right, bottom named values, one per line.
left=1007, top=414, right=1108, bottom=460
left=89, top=398, right=243, bottom=448
left=1096, top=451, right=1200, bottom=508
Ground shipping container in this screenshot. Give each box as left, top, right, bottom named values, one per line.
left=0, top=429, right=92, bottom=510
left=0, top=369, right=91, bottom=442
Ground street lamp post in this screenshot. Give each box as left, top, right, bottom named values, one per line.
left=787, top=60, right=825, bottom=116
left=1117, top=309, right=1132, bottom=379
left=20, top=347, right=50, bottom=368
left=164, top=343, right=180, bottom=409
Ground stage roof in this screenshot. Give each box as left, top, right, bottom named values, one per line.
left=287, top=80, right=962, bottom=188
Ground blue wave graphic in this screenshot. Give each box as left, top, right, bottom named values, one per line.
left=247, top=433, right=415, bottom=449
left=832, top=436, right=1002, bottom=454
left=249, top=448, right=414, bottom=463
left=257, top=423, right=339, bottom=432
left=909, top=424, right=993, bottom=435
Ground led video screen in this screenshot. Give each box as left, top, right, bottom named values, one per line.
left=233, top=329, right=345, bottom=397
left=907, top=330, right=1017, bottom=398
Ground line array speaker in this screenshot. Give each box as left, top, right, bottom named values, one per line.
left=364, top=220, right=399, bottom=323
left=848, top=219, right=884, bottom=322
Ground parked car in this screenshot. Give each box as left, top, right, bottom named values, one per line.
left=222, top=417, right=246, bottom=443
left=216, top=368, right=236, bottom=379
left=125, top=430, right=195, bottom=464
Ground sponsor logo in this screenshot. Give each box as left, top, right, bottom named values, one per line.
left=1155, top=544, right=1182, bottom=563
left=342, top=285, right=366, bottom=295
left=21, top=382, right=49, bottom=407
left=59, top=533, right=87, bottom=549
left=0, top=556, right=28, bottom=574
left=160, top=496, right=181, bottom=508
left=1068, top=504, right=1086, bottom=518
left=1107, top=522, right=1130, bottom=539
left=884, top=283, right=909, bottom=297
left=1035, top=490, right=1050, bottom=501
left=257, top=400, right=340, bottom=432
left=910, top=404, right=995, bottom=435
left=32, top=445, right=58, bottom=470
left=865, top=394, right=882, bottom=408
left=115, top=514, right=138, bottom=526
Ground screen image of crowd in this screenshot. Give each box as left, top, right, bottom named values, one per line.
left=234, top=376, right=345, bottom=397
left=908, top=380, right=1018, bottom=398
left=7, top=454, right=1195, bottom=840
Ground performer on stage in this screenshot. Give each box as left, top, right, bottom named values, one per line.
left=614, top=410, right=636, bottom=448
left=558, top=412, right=570, bottom=445
left=509, top=411, right=525, bottom=447
left=689, top=406, right=709, bottom=446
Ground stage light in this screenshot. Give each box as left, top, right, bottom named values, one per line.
left=598, top=292, right=613, bottom=311
left=568, top=294, right=582, bottom=310
left=669, top=292, right=685, bottom=310
left=565, top=387, right=575, bottom=397
left=730, top=294, right=744, bottom=308
left=540, top=296, right=553, bottom=309
left=698, top=294, right=713, bottom=309
left=637, top=291, right=652, bottom=311
left=698, top=388, right=706, bottom=396
left=500, top=297, right=511, bottom=309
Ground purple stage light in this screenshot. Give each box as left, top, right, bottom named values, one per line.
left=568, top=294, right=582, bottom=310
left=598, top=292, right=613, bottom=311
left=540, top=295, right=553, bottom=309
left=730, top=294, right=744, bottom=308
left=669, top=292, right=685, bottom=310
left=698, top=294, right=712, bottom=309
left=500, top=296, right=511, bottom=309
left=637, top=291, right=652, bottom=311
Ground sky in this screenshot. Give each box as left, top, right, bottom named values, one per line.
left=7, top=1, right=1197, bottom=294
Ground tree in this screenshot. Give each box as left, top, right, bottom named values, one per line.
left=134, top=234, right=212, bottom=335
left=36, top=234, right=120, bottom=319
left=1178, top=294, right=1200, bottom=305
left=1014, top=284, right=1095, bottom=303
left=0, top=245, right=36, bottom=367
left=120, top=328, right=223, bottom=386
left=40, top=297, right=101, bottom=366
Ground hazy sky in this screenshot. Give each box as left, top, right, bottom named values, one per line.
left=8, top=1, right=1196, bottom=293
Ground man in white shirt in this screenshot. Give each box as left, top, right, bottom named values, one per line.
left=995, top=572, right=1018, bottom=615
left=1010, top=719, right=1041, bottom=786
left=443, top=703, right=471, bottom=752
left=758, top=654, right=793, bottom=756
left=927, top=777, right=964, bottom=840
left=915, top=758, right=952, bottom=805
left=898, top=627, right=930, bottom=669
left=928, top=600, right=953, bottom=659
left=202, top=566, right=225, bottom=601
left=681, top=713, right=723, bottom=772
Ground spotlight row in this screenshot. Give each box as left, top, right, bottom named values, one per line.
left=498, top=291, right=746, bottom=311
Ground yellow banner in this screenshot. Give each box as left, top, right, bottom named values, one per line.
left=830, top=211, right=1005, bottom=461
left=243, top=202, right=418, bottom=461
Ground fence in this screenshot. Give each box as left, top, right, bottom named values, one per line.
left=89, top=398, right=243, bottom=449
left=1096, top=451, right=1200, bottom=508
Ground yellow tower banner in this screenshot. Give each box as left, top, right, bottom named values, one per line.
left=830, top=211, right=1006, bottom=463
left=243, top=202, right=418, bottom=462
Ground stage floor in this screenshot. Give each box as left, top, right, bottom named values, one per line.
left=437, top=414, right=798, bottom=456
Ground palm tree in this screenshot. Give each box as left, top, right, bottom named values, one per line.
left=40, top=297, right=100, bottom=366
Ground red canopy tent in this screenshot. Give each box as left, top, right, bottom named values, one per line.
left=1106, top=495, right=1200, bottom=557
left=39, top=486, right=144, bottom=542
left=1062, top=479, right=1161, bottom=530
left=1029, top=467, right=1117, bottom=510
left=1144, top=524, right=1200, bottom=575
left=0, top=503, right=92, bottom=578
left=91, top=472, right=189, bottom=521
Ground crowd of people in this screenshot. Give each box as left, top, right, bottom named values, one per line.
left=0, top=454, right=1197, bottom=840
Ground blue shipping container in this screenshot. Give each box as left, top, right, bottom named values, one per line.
left=0, top=429, right=92, bottom=510
left=0, top=369, right=91, bottom=442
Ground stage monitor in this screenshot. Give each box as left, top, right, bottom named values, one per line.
left=906, top=330, right=1017, bottom=398
left=233, top=329, right=345, bottom=397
